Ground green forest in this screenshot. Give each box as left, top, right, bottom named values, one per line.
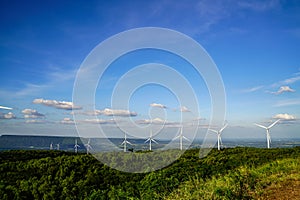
left=1, top=147, right=299, bottom=199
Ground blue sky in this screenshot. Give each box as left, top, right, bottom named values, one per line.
left=0, top=0, right=300, bottom=140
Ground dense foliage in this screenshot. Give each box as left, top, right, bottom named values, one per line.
left=166, top=158, right=300, bottom=199
left=0, top=147, right=299, bottom=199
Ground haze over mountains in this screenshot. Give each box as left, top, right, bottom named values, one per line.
left=1, top=134, right=299, bottom=152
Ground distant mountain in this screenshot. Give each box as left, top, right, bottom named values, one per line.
left=0, top=135, right=82, bottom=151
left=0, top=135, right=163, bottom=152
left=1, top=134, right=300, bottom=152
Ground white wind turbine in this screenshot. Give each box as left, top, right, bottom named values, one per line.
left=74, top=139, right=80, bottom=153
left=85, top=138, right=92, bottom=154
left=173, top=126, right=189, bottom=150
left=121, top=132, right=132, bottom=152
left=0, top=106, right=12, bottom=110
left=50, top=142, right=53, bottom=150
left=254, top=119, right=280, bottom=149
left=208, top=123, right=228, bottom=151
left=56, top=143, right=60, bottom=150
left=145, top=129, right=158, bottom=151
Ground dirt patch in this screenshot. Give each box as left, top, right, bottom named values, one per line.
left=259, top=179, right=300, bottom=200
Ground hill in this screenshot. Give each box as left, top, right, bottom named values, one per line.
left=0, top=147, right=299, bottom=199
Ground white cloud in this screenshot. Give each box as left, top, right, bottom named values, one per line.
left=25, top=119, right=47, bottom=124
left=71, top=108, right=137, bottom=117
left=60, top=118, right=75, bottom=124
left=4, top=112, right=16, bottom=119
left=242, top=71, right=300, bottom=94
left=274, top=99, right=300, bottom=107
left=0, top=112, right=16, bottom=119
left=272, top=74, right=300, bottom=87
left=194, top=0, right=234, bottom=34
left=16, top=83, right=49, bottom=97
left=48, top=68, right=77, bottom=83
left=70, top=110, right=101, bottom=116
left=281, top=76, right=300, bottom=85
left=136, top=118, right=178, bottom=125
left=137, top=118, right=163, bottom=124
left=82, top=118, right=116, bottom=124
left=22, top=109, right=45, bottom=118
left=100, top=108, right=137, bottom=117
left=271, top=86, right=295, bottom=95
left=241, top=85, right=264, bottom=93
left=33, top=98, right=82, bottom=110
left=61, top=117, right=118, bottom=125
left=180, top=106, right=191, bottom=112
left=150, top=103, right=167, bottom=109
left=0, top=68, right=77, bottom=98
left=193, top=117, right=206, bottom=121
left=273, top=113, right=296, bottom=121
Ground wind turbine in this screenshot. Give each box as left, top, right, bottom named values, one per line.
left=145, top=129, right=158, bottom=151
left=254, top=119, right=280, bottom=149
left=50, top=142, right=53, bottom=150
left=0, top=106, right=12, bottom=110
left=208, top=123, right=228, bottom=150
left=56, top=143, right=60, bottom=150
left=74, top=139, right=80, bottom=153
left=121, top=132, right=132, bottom=152
left=85, top=138, right=92, bottom=154
left=173, top=126, right=189, bottom=150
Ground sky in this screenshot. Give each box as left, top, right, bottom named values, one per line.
left=0, top=0, right=300, bottom=141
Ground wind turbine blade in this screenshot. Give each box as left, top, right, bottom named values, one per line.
left=152, top=139, right=158, bottom=144
left=0, top=106, right=13, bottom=110
left=126, top=141, right=132, bottom=145
left=219, top=123, right=228, bottom=133
left=172, top=135, right=180, bottom=140
left=144, top=138, right=150, bottom=143
left=208, top=129, right=218, bottom=134
left=254, top=123, right=267, bottom=129
left=121, top=141, right=125, bottom=145
left=268, top=119, right=280, bottom=129
left=182, top=136, right=190, bottom=142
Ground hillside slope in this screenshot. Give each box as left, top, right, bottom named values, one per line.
left=0, top=147, right=299, bottom=199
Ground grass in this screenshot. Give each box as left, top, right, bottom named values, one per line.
left=165, top=158, right=300, bottom=200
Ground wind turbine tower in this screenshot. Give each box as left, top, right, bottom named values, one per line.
left=254, top=119, right=280, bottom=149
left=56, top=143, right=60, bottom=150
left=145, top=129, right=158, bottom=151
left=85, top=138, right=92, bottom=154
left=121, top=132, right=132, bottom=152
left=74, top=139, right=80, bottom=153
left=174, top=126, right=189, bottom=150
left=208, top=123, right=228, bottom=150
left=50, top=142, right=53, bottom=150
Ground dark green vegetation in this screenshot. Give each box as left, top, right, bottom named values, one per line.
left=0, top=147, right=299, bottom=199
